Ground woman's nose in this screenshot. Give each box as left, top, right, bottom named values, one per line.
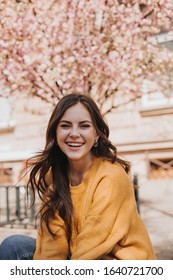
left=69, top=127, right=80, bottom=137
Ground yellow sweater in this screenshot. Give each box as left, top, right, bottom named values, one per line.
left=33, top=157, right=156, bottom=260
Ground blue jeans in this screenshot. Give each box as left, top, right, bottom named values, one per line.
left=0, top=235, right=36, bottom=260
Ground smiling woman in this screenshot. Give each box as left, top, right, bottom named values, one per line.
left=0, top=93, right=156, bottom=260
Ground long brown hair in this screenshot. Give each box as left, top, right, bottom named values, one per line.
left=27, top=93, right=130, bottom=242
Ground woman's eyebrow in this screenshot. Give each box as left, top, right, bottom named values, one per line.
left=59, top=120, right=71, bottom=123
left=79, top=121, right=93, bottom=124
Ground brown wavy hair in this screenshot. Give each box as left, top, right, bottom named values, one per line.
left=27, top=93, right=130, bottom=242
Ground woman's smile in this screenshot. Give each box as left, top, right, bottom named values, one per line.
left=66, top=141, right=85, bottom=150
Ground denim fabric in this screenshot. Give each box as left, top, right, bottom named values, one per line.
left=0, top=235, right=36, bottom=260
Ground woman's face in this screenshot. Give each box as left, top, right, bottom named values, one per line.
left=56, top=102, right=98, bottom=163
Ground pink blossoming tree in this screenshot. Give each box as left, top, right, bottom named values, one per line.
left=0, top=0, right=173, bottom=114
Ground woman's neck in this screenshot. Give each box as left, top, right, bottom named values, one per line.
left=68, top=155, right=94, bottom=186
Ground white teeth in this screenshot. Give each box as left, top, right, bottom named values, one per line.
left=67, top=143, right=83, bottom=147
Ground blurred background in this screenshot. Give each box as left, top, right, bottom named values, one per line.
left=0, top=0, right=173, bottom=259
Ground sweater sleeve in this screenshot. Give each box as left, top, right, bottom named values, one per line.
left=71, top=165, right=155, bottom=260
left=33, top=213, right=69, bottom=260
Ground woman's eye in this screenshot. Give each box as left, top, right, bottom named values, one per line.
left=80, top=124, right=91, bottom=129
left=60, top=124, right=70, bottom=128
left=59, top=123, right=91, bottom=129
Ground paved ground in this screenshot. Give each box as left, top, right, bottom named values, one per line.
left=139, top=180, right=173, bottom=260
left=0, top=181, right=173, bottom=260
left=0, top=226, right=37, bottom=243
left=140, top=201, right=173, bottom=260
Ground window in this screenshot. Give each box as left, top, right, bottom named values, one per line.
left=0, top=167, right=13, bottom=185
left=140, top=31, right=173, bottom=117
left=149, top=158, right=173, bottom=179
left=140, top=80, right=173, bottom=117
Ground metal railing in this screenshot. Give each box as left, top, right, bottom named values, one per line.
left=133, top=174, right=140, bottom=214
left=0, top=185, right=37, bottom=228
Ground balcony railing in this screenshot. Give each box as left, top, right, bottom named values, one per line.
left=0, top=185, right=38, bottom=228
